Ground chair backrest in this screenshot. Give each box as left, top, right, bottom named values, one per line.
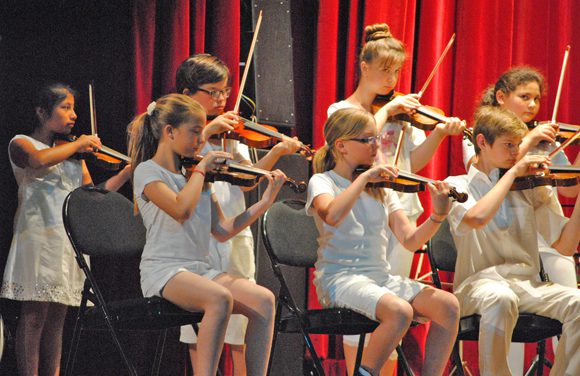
left=428, top=219, right=457, bottom=273
left=62, top=186, right=146, bottom=258
left=262, top=200, right=319, bottom=267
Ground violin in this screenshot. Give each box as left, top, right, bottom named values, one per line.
left=181, top=156, right=307, bottom=193
left=373, top=91, right=473, bottom=140
left=504, top=165, right=580, bottom=191
left=354, top=165, right=468, bottom=203
left=54, top=134, right=129, bottom=171
left=211, top=116, right=315, bottom=158
left=528, top=121, right=580, bottom=145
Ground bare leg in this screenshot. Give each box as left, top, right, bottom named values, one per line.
left=187, top=344, right=197, bottom=374
left=39, top=303, right=68, bottom=376
left=15, top=301, right=51, bottom=376
left=410, top=287, right=460, bottom=376
left=344, top=340, right=396, bottom=376
left=230, top=344, right=247, bottom=376
left=163, top=272, right=233, bottom=376
left=214, top=274, right=275, bottom=376
left=360, top=294, right=414, bottom=375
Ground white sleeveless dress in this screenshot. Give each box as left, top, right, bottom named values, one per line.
left=0, top=135, right=86, bottom=306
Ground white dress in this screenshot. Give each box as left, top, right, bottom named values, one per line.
left=1, top=135, right=86, bottom=306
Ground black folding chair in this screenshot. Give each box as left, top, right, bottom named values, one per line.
left=261, top=199, right=414, bottom=376
left=62, top=186, right=203, bottom=376
left=428, top=219, right=563, bottom=376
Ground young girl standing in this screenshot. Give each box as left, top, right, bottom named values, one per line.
left=327, top=23, right=465, bottom=374
left=0, top=82, right=131, bottom=376
left=307, top=107, right=460, bottom=376
left=175, top=53, right=301, bottom=375
left=128, top=93, right=284, bottom=376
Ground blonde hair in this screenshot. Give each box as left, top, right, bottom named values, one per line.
left=313, top=108, right=385, bottom=201
left=127, top=94, right=206, bottom=171
left=473, top=106, right=528, bottom=154
left=359, top=23, right=406, bottom=75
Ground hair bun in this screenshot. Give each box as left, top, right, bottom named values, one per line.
left=364, top=23, right=393, bottom=43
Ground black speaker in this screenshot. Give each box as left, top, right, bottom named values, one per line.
left=247, top=150, right=310, bottom=375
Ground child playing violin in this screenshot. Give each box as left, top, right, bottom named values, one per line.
left=128, top=93, right=286, bottom=376
left=175, top=53, right=301, bottom=375
left=0, top=82, right=131, bottom=376
left=462, top=66, right=579, bottom=374
left=446, top=106, right=580, bottom=376
left=308, top=107, right=460, bottom=376
left=327, top=22, right=465, bottom=374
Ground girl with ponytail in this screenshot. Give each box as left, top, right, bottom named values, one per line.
left=307, top=108, right=460, bottom=376
left=128, top=93, right=285, bottom=376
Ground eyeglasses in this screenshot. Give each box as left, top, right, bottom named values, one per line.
left=349, top=135, right=380, bottom=144
left=196, top=87, right=232, bottom=100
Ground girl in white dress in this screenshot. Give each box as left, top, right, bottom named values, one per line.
left=307, top=107, right=460, bottom=376
left=128, top=93, right=285, bottom=376
left=1, top=82, right=131, bottom=376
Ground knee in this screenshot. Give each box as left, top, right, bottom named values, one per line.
left=376, top=298, right=413, bottom=329
left=252, top=287, right=276, bottom=321
left=206, top=287, right=234, bottom=318
left=441, top=293, right=461, bottom=326
left=483, top=289, right=518, bottom=319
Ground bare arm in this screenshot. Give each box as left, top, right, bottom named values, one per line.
left=101, top=164, right=132, bottom=192
left=389, top=182, right=451, bottom=250
left=211, top=170, right=286, bottom=242
left=311, top=165, right=398, bottom=227
left=410, top=118, right=465, bottom=172
left=551, top=192, right=580, bottom=256
left=9, top=135, right=102, bottom=169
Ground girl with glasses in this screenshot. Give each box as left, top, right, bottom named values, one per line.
left=307, top=108, right=460, bottom=376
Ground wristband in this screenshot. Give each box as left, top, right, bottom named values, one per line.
left=193, top=169, right=205, bottom=177
left=429, top=214, right=445, bottom=224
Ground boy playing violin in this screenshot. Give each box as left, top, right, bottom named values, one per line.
left=445, top=106, right=580, bottom=376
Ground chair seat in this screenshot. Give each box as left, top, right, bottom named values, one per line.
left=84, top=296, right=203, bottom=331
left=458, top=313, right=562, bottom=343
left=279, top=308, right=379, bottom=335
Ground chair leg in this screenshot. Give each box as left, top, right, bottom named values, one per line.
left=449, top=340, right=466, bottom=376
left=300, top=327, right=325, bottom=376
left=395, top=345, right=414, bottom=376
left=103, top=319, right=138, bottom=376
left=353, top=334, right=366, bottom=374
left=64, top=311, right=85, bottom=376
left=524, top=339, right=553, bottom=376
left=150, top=329, right=167, bottom=376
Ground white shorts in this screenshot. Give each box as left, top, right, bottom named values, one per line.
left=317, top=271, right=426, bottom=321
left=180, top=314, right=248, bottom=346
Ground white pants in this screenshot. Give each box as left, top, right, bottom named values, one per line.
left=456, top=277, right=580, bottom=376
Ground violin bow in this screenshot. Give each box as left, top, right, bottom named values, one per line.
left=393, top=128, right=405, bottom=167
left=222, top=10, right=263, bottom=153
left=88, top=82, right=130, bottom=162
left=89, top=81, right=98, bottom=137
left=548, top=128, right=580, bottom=157
left=417, top=33, right=456, bottom=98
left=551, top=45, right=571, bottom=123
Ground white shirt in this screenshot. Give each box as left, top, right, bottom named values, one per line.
left=328, top=100, right=425, bottom=220
left=306, top=170, right=404, bottom=277
left=445, top=166, right=569, bottom=293
left=134, top=160, right=216, bottom=296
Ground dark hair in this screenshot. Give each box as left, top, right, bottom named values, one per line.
left=34, top=82, right=76, bottom=129
left=175, top=54, right=230, bottom=94
left=479, top=67, right=545, bottom=107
